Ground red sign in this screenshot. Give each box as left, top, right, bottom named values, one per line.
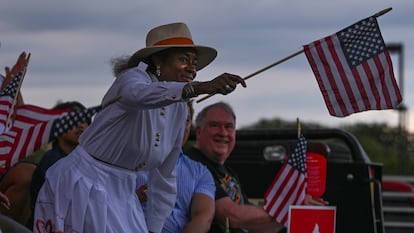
left=306, top=152, right=327, bottom=197
left=288, top=206, right=336, bottom=233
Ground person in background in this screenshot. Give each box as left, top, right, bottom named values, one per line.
left=0, top=52, right=44, bottom=171
left=0, top=161, right=36, bottom=230
left=34, top=22, right=246, bottom=233
left=29, top=101, right=89, bottom=228
left=0, top=51, right=31, bottom=230
left=136, top=100, right=216, bottom=233
left=185, top=102, right=327, bottom=233
left=0, top=101, right=89, bottom=230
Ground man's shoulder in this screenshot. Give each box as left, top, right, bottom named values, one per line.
left=183, top=147, right=204, bottom=162
left=35, top=146, right=66, bottom=171
left=181, top=153, right=212, bottom=175
left=181, top=153, right=202, bottom=165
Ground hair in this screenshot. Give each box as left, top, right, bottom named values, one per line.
left=194, top=102, right=236, bottom=128
left=53, top=101, right=85, bottom=111
left=51, top=101, right=88, bottom=143
left=111, top=49, right=174, bottom=77
left=111, top=55, right=135, bottom=77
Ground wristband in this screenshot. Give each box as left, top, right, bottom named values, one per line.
left=182, top=82, right=199, bottom=99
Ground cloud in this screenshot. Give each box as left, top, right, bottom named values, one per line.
left=1, top=0, right=413, bottom=131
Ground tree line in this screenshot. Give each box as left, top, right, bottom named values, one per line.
left=242, top=117, right=413, bottom=175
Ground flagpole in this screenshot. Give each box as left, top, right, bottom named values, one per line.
left=102, top=95, right=122, bottom=109
left=297, top=117, right=301, bottom=139
left=225, top=217, right=229, bottom=233
left=196, top=49, right=303, bottom=103
left=374, top=7, right=392, bottom=17
left=196, top=7, right=393, bottom=104
left=4, top=53, right=31, bottom=133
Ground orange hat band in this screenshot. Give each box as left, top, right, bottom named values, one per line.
left=153, top=37, right=194, bottom=46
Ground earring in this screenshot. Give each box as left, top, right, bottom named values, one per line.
left=156, top=65, right=161, bottom=77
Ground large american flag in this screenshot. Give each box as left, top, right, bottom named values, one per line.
left=263, top=135, right=307, bottom=226
left=50, top=105, right=101, bottom=140
left=0, top=105, right=69, bottom=173
left=304, top=16, right=402, bottom=117
left=0, top=104, right=101, bottom=173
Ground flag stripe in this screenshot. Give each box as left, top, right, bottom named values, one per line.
left=263, top=136, right=307, bottom=226
left=0, top=102, right=100, bottom=172
left=350, top=65, right=370, bottom=110
left=383, top=50, right=402, bottom=105
left=378, top=52, right=393, bottom=108
left=264, top=163, right=292, bottom=202
left=374, top=52, right=394, bottom=108
left=264, top=166, right=296, bottom=214
left=326, top=36, right=362, bottom=114
left=362, top=58, right=381, bottom=109
left=321, top=37, right=348, bottom=115
left=315, top=38, right=347, bottom=115
left=303, top=43, right=335, bottom=112
left=280, top=178, right=306, bottom=224
left=271, top=172, right=306, bottom=224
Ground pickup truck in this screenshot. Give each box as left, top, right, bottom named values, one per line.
left=382, top=175, right=414, bottom=233
left=188, top=128, right=385, bottom=233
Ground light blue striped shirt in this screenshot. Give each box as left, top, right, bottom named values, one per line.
left=136, top=152, right=215, bottom=232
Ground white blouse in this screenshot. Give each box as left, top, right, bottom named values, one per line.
left=79, top=62, right=188, bottom=232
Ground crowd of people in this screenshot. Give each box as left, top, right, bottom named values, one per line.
left=0, top=22, right=326, bottom=233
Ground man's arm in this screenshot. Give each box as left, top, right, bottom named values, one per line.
left=183, top=193, right=215, bottom=233
left=0, top=162, right=36, bottom=227
left=215, top=197, right=284, bottom=233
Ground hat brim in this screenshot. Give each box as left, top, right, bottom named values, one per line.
left=130, top=45, right=217, bottom=71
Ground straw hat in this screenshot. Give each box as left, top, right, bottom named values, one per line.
left=130, top=22, right=217, bottom=71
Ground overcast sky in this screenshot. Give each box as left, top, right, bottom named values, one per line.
left=1, top=0, right=413, bottom=131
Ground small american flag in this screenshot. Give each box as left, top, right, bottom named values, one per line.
left=304, top=16, right=402, bottom=117
left=263, top=135, right=307, bottom=226
left=0, top=72, right=23, bottom=129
